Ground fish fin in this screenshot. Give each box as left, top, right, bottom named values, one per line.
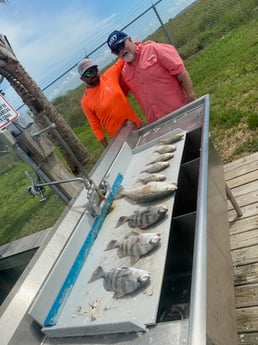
left=130, top=231, right=141, bottom=236
left=113, top=291, right=125, bottom=299
left=125, top=232, right=141, bottom=241
left=114, top=186, right=124, bottom=200
left=115, top=216, right=128, bottom=228
left=124, top=197, right=138, bottom=205
left=140, top=207, right=152, bottom=215
left=140, top=224, right=150, bottom=229
left=133, top=209, right=142, bottom=215
left=130, top=256, right=140, bottom=265
left=104, top=240, right=118, bottom=251
left=127, top=221, right=138, bottom=228
left=88, top=266, right=104, bottom=283
left=117, top=248, right=127, bottom=258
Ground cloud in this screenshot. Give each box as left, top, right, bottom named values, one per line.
left=1, top=3, right=115, bottom=83
left=0, top=2, right=118, bottom=106
left=1, top=0, right=195, bottom=108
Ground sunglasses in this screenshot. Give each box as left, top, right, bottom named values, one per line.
left=83, top=67, right=98, bottom=78
left=111, top=39, right=127, bottom=55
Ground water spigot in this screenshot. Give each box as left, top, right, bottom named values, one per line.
left=24, top=170, right=108, bottom=217
left=25, top=170, right=48, bottom=201
left=86, top=180, right=108, bottom=217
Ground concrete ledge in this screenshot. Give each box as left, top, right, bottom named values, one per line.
left=0, top=229, right=52, bottom=259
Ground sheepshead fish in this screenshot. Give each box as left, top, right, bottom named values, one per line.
left=105, top=231, right=161, bottom=264
left=158, top=132, right=184, bottom=145
left=116, top=205, right=168, bottom=229
left=137, top=173, right=166, bottom=184
left=116, top=181, right=177, bottom=203
left=141, top=161, right=170, bottom=174
left=147, top=152, right=174, bottom=165
left=154, top=144, right=176, bottom=154
left=88, top=266, right=150, bottom=298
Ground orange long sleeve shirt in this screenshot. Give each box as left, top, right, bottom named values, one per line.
left=81, top=59, right=141, bottom=142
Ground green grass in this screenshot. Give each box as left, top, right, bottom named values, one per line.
left=186, top=18, right=258, bottom=161
left=0, top=163, right=64, bottom=244
left=0, top=1, right=257, bottom=245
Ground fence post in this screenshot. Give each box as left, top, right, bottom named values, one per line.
left=152, top=2, right=173, bottom=45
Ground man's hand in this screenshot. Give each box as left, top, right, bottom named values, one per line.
left=177, top=70, right=197, bottom=103
left=100, top=137, right=108, bottom=148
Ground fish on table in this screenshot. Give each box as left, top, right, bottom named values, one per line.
left=154, top=144, right=176, bottom=154
left=88, top=266, right=150, bottom=298
left=116, top=181, right=177, bottom=204
left=136, top=173, right=167, bottom=184
left=147, top=152, right=174, bottom=165
left=158, top=132, right=184, bottom=145
left=105, top=231, right=161, bottom=265
left=116, top=205, right=168, bottom=229
left=141, top=161, right=170, bottom=174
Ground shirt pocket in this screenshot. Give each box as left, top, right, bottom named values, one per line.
left=141, top=53, right=158, bottom=70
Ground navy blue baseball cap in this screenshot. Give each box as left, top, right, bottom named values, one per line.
left=107, top=30, right=128, bottom=50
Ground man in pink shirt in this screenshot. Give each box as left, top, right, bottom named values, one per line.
left=107, top=30, right=196, bottom=124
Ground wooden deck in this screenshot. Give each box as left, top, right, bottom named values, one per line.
left=224, top=152, right=258, bottom=345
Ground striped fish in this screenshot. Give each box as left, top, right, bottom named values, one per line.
left=147, top=152, right=174, bottom=165
left=154, top=144, right=176, bottom=154
left=88, top=266, right=150, bottom=298
left=105, top=231, right=161, bottom=265
left=140, top=161, right=170, bottom=174
left=116, top=205, right=168, bottom=229
left=158, top=132, right=184, bottom=145
left=136, top=173, right=166, bottom=184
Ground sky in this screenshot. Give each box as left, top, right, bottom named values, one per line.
left=0, top=0, right=194, bottom=111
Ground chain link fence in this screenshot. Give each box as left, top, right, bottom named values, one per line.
left=38, top=0, right=257, bottom=103
left=1, top=0, right=257, bottom=172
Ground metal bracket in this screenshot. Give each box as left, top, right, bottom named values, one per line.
left=225, top=183, right=242, bottom=217
left=31, top=123, right=56, bottom=141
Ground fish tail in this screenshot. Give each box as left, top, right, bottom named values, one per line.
left=115, top=216, right=128, bottom=228
left=130, top=255, right=140, bottom=265
left=88, top=266, right=104, bottom=283
left=114, top=186, right=124, bottom=200
left=105, top=240, right=118, bottom=251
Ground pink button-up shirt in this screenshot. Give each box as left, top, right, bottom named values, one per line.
left=120, top=42, right=187, bottom=123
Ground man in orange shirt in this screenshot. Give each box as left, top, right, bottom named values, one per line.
left=78, top=58, right=141, bottom=147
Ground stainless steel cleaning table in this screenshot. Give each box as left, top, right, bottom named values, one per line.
left=0, top=95, right=237, bottom=345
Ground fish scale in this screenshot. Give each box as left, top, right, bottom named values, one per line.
left=116, top=181, right=177, bottom=204
left=154, top=144, right=176, bottom=154
left=120, top=235, right=139, bottom=258
left=88, top=266, right=151, bottom=298
left=141, top=161, right=170, bottom=174
left=105, top=232, right=161, bottom=265
left=147, top=152, right=174, bottom=165
left=137, top=173, right=167, bottom=184
left=116, top=205, right=168, bottom=229
left=158, top=132, right=184, bottom=145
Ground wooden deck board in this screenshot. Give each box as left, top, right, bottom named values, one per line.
left=229, top=215, right=258, bottom=235
left=230, top=229, right=258, bottom=250
left=234, top=263, right=258, bottom=286
left=237, top=332, right=258, bottom=345
left=224, top=152, right=258, bottom=344
left=235, top=284, right=258, bottom=308
left=227, top=189, right=258, bottom=211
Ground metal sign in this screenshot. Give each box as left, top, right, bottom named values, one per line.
left=0, top=94, right=19, bottom=129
